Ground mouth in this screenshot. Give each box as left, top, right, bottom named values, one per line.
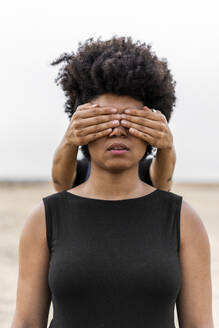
left=107, top=142, right=130, bottom=155
left=108, top=149, right=129, bottom=155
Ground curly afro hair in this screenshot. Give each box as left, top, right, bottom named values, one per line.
left=50, top=35, right=177, bottom=161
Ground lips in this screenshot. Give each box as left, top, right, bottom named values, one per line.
left=107, top=142, right=130, bottom=150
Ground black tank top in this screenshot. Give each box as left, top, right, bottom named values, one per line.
left=42, top=188, right=183, bottom=328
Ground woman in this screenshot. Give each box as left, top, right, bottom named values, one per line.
left=51, top=41, right=177, bottom=194
left=11, top=36, right=214, bottom=327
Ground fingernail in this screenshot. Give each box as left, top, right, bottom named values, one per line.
left=91, top=103, right=98, bottom=107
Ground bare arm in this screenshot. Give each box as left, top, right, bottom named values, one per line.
left=149, top=143, right=176, bottom=191
left=11, top=202, right=51, bottom=328
left=52, top=131, right=78, bottom=192
left=176, top=199, right=214, bottom=327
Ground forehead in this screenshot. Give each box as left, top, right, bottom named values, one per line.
left=91, top=93, right=144, bottom=111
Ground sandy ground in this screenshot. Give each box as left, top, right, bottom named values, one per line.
left=0, top=181, right=218, bottom=327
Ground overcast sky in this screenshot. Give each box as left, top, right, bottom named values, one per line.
left=0, top=0, right=218, bottom=182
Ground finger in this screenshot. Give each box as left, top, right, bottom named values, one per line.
left=76, top=102, right=98, bottom=111
left=75, top=119, right=120, bottom=137
left=143, top=105, right=152, bottom=111
left=75, top=106, right=118, bottom=120
left=73, top=112, right=121, bottom=130
left=129, top=128, right=155, bottom=144
left=124, top=108, right=161, bottom=121
left=144, top=107, right=167, bottom=123
left=82, top=128, right=113, bottom=144
left=121, top=119, right=163, bottom=138
left=121, top=114, right=166, bottom=132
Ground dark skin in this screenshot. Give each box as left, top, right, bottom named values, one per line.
left=52, top=93, right=176, bottom=192
left=10, top=94, right=214, bottom=327
left=70, top=93, right=156, bottom=199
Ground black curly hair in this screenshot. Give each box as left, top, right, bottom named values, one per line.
left=50, top=35, right=177, bottom=161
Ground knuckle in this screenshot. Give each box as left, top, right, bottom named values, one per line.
left=160, top=123, right=166, bottom=131
left=75, top=129, right=81, bottom=137
left=94, top=131, right=100, bottom=137
left=142, top=118, right=148, bottom=125
left=103, top=107, right=112, bottom=113
left=102, top=130, right=107, bottom=135
left=74, top=130, right=79, bottom=138
left=72, top=112, right=78, bottom=120
left=73, top=112, right=79, bottom=120
left=160, top=113, right=167, bottom=122
left=72, top=120, right=77, bottom=129
left=73, top=120, right=80, bottom=129
left=143, top=134, right=148, bottom=141
left=91, top=125, right=97, bottom=133
left=92, top=108, right=99, bottom=115
left=95, top=124, right=102, bottom=132
left=95, top=116, right=102, bottom=124
left=76, top=103, right=86, bottom=110
left=102, top=115, right=108, bottom=122
left=102, top=107, right=110, bottom=113
left=76, top=104, right=82, bottom=110
left=93, top=116, right=100, bottom=124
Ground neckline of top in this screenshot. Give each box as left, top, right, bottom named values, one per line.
left=63, top=188, right=161, bottom=203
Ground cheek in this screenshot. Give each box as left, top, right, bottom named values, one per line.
left=87, top=139, right=104, bottom=155
left=132, top=137, right=147, bottom=152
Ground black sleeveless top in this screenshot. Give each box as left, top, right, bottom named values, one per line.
left=73, top=157, right=153, bottom=187
left=43, top=188, right=183, bottom=328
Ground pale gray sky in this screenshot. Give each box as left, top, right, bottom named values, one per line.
left=0, top=0, right=218, bottom=182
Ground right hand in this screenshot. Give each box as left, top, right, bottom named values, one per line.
left=64, top=102, right=121, bottom=147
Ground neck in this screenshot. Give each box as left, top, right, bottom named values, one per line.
left=81, top=161, right=151, bottom=199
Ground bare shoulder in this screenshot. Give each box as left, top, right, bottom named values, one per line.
left=180, top=199, right=210, bottom=253
left=13, top=201, right=51, bottom=327
left=176, top=199, right=213, bottom=326
left=20, top=201, right=47, bottom=249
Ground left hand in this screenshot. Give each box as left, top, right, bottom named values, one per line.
left=120, top=106, right=173, bottom=150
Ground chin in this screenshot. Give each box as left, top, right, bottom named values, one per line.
left=104, top=159, right=134, bottom=172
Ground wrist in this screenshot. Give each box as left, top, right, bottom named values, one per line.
left=165, top=144, right=174, bottom=152
left=63, top=133, right=79, bottom=149
left=62, top=137, right=79, bottom=163
left=159, top=141, right=175, bottom=152
left=157, top=143, right=176, bottom=160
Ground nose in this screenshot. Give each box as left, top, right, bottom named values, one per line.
left=108, top=122, right=128, bottom=137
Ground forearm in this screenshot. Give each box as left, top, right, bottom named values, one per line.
left=149, top=144, right=176, bottom=191
left=52, top=133, right=79, bottom=192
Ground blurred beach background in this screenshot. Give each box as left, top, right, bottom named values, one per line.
left=1, top=0, right=218, bottom=327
